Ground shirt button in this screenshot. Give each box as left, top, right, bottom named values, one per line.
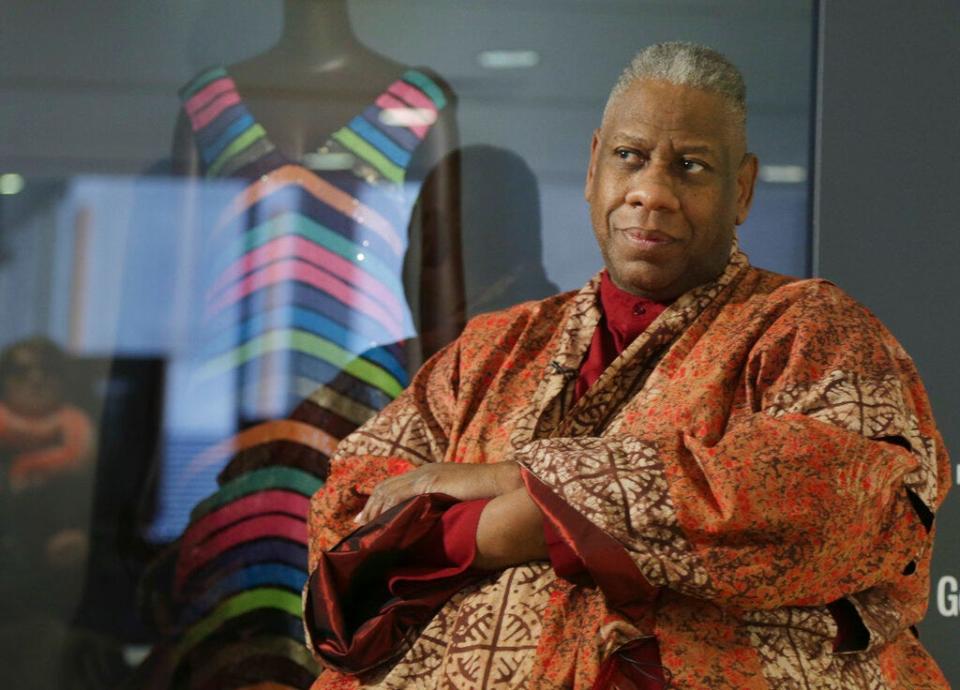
left=633, top=304, right=646, bottom=316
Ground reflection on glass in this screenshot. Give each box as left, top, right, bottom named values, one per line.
left=136, top=2, right=464, bottom=689
left=0, top=337, right=101, bottom=685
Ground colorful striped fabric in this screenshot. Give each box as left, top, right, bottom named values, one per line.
left=149, top=66, right=451, bottom=689
left=179, top=65, right=446, bottom=421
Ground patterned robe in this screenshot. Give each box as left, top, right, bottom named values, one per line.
left=304, top=250, right=950, bottom=689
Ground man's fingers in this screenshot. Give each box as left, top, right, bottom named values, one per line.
left=357, top=488, right=387, bottom=523
left=354, top=501, right=372, bottom=524
left=353, top=464, right=456, bottom=526
left=355, top=484, right=409, bottom=524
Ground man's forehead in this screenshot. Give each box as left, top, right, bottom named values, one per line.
left=603, top=79, right=744, bottom=149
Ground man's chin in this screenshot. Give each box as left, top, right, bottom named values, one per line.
left=607, top=264, right=682, bottom=300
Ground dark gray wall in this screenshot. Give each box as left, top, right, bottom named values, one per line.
left=816, top=1, right=960, bottom=682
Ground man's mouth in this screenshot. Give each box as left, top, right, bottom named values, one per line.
left=620, top=227, right=677, bottom=249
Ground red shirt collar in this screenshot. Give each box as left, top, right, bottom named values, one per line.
left=598, top=270, right=672, bottom=351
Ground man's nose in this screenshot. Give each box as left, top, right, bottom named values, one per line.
left=624, top=167, right=680, bottom=212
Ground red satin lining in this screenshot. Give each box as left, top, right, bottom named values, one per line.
left=385, top=498, right=489, bottom=595
left=542, top=516, right=590, bottom=584
left=522, top=470, right=657, bottom=617
left=305, top=493, right=490, bottom=675
left=525, top=471, right=666, bottom=688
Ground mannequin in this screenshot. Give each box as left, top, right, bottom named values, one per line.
left=172, top=0, right=464, bottom=358
left=137, top=5, right=466, bottom=689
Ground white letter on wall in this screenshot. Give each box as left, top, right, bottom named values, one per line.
left=937, top=576, right=959, bottom=617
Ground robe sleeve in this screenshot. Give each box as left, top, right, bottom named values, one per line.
left=306, top=337, right=463, bottom=571
left=304, top=337, right=478, bottom=670
left=518, top=283, right=948, bottom=650
left=303, top=494, right=491, bottom=674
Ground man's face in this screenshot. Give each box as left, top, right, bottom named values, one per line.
left=585, top=78, right=758, bottom=300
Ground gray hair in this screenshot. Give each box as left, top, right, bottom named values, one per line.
left=604, top=42, right=747, bottom=130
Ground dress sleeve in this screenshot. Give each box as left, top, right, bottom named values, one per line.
left=518, top=285, right=948, bottom=650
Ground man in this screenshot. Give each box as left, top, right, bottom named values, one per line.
left=303, top=42, right=950, bottom=689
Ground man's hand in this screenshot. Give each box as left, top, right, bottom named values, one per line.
left=355, top=461, right=523, bottom=524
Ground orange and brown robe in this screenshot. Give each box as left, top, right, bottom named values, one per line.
left=304, top=249, right=950, bottom=689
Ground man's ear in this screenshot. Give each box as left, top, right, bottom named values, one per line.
left=735, top=153, right=759, bottom=225
left=584, top=129, right=601, bottom=201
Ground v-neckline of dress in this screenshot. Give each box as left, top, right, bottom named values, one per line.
left=182, top=63, right=444, bottom=188
left=216, top=64, right=373, bottom=172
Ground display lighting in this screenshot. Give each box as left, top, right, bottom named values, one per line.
left=759, top=165, right=807, bottom=184
left=0, top=173, right=25, bottom=195
left=477, top=50, right=540, bottom=69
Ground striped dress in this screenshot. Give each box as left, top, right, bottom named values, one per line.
left=151, top=66, right=452, bottom=689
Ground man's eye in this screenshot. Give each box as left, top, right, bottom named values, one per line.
left=680, top=159, right=706, bottom=173
left=615, top=148, right=639, bottom=161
